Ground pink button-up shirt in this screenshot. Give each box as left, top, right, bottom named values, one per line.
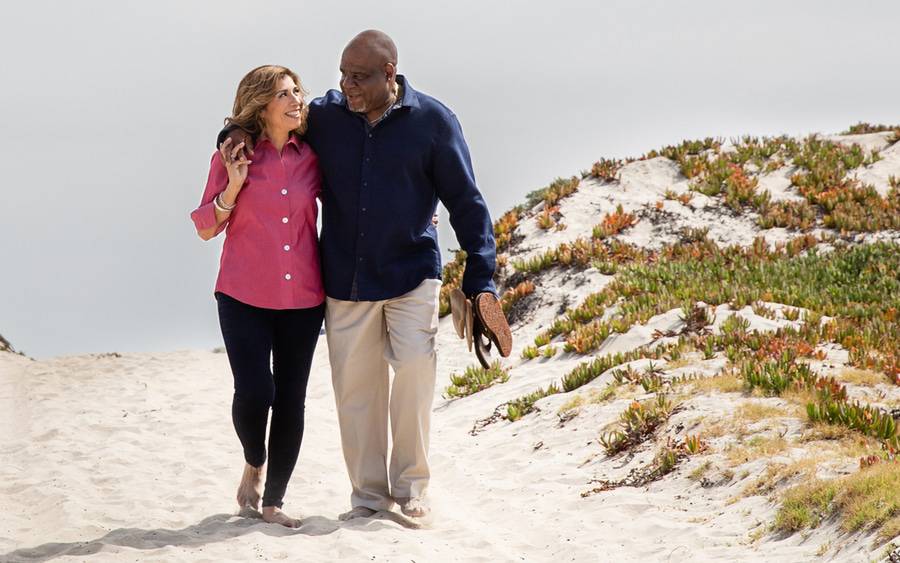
left=191, top=135, right=325, bottom=310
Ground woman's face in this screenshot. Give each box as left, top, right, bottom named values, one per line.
left=260, top=75, right=304, bottom=135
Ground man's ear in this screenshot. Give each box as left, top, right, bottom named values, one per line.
left=385, top=62, right=396, bottom=81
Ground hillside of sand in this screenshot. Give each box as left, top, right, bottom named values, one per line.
left=2, top=124, right=900, bottom=562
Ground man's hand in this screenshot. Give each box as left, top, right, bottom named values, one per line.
left=221, top=128, right=255, bottom=159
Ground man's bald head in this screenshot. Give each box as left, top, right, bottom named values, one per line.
left=344, top=30, right=398, bottom=66
left=339, top=30, right=401, bottom=119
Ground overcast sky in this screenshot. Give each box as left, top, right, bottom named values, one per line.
left=2, top=0, right=898, bottom=358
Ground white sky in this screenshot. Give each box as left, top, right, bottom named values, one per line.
left=2, top=0, right=899, bottom=358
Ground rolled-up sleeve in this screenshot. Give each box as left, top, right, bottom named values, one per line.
left=190, top=152, right=229, bottom=235
left=433, top=113, right=497, bottom=297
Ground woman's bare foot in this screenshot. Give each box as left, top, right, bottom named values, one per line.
left=236, top=463, right=263, bottom=510
left=262, top=506, right=302, bottom=528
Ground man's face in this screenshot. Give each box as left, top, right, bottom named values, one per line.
left=339, top=45, right=394, bottom=115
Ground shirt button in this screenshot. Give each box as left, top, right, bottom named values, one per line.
left=368, top=133, right=373, bottom=138
left=284, top=245, right=290, bottom=251
left=360, top=232, right=365, bottom=237
left=281, top=188, right=288, bottom=195
left=363, top=182, right=368, bottom=187
left=282, top=217, right=289, bottom=223
left=361, top=207, right=367, bottom=212
left=285, top=273, right=292, bottom=280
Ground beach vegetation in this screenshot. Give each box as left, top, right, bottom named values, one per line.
left=774, top=462, right=900, bottom=542
left=841, top=122, right=900, bottom=135
left=589, top=158, right=622, bottom=182
left=494, top=209, right=521, bottom=252
left=592, top=205, right=637, bottom=239
left=525, top=176, right=580, bottom=210
left=500, top=280, right=535, bottom=314
left=536, top=206, right=558, bottom=230
left=599, top=394, right=676, bottom=455
left=505, top=382, right=561, bottom=422
left=444, top=361, right=510, bottom=399
left=438, top=250, right=467, bottom=317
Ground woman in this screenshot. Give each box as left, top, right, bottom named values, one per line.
left=190, top=65, right=324, bottom=528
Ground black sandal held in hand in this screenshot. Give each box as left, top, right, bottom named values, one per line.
left=449, top=289, right=512, bottom=368
left=473, top=292, right=512, bottom=359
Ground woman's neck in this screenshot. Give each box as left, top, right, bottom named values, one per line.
left=262, top=128, right=291, bottom=153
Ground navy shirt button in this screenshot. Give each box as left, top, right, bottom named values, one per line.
left=360, top=232, right=365, bottom=237
left=361, top=207, right=367, bottom=212
left=368, top=133, right=373, bottom=138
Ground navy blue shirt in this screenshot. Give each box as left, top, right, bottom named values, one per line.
left=304, top=76, right=497, bottom=301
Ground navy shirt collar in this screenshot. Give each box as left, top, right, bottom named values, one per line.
left=328, top=75, right=421, bottom=111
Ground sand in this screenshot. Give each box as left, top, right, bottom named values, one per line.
left=3, top=130, right=899, bottom=562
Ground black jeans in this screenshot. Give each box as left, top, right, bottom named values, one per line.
left=216, top=292, right=324, bottom=508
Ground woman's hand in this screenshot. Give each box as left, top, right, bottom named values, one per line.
left=219, top=137, right=253, bottom=189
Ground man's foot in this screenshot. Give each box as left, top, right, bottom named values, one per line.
left=397, top=497, right=430, bottom=518
left=236, top=463, right=263, bottom=510
left=338, top=506, right=377, bottom=521
left=262, top=506, right=301, bottom=528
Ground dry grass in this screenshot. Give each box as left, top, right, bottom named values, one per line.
left=781, top=386, right=819, bottom=416
left=837, top=367, right=886, bottom=386
left=726, top=435, right=791, bottom=466
left=558, top=394, right=585, bottom=413
left=664, top=357, right=692, bottom=370
left=557, top=383, right=634, bottom=414
left=735, top=401, right=790, bottom=423
left=798, top=424, right=884, bottom=460
left=688, top=460, right=713, bottom=481
left=685, top=372, right=743, bottom=394
left=775, top=462, right=900, bottom=541
left=738, top=458, right=818, bottom=501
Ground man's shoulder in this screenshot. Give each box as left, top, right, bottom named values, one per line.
left=409, top=86, right=456, bottom=122
left=310, top=90, right=345, bottom=113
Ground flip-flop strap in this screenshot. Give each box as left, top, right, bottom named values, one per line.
left=473, top=316, right=493, bottom=369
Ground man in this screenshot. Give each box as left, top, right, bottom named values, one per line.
left=221, top=30, right=503, bottom=520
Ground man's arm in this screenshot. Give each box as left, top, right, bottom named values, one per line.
left=432, top=113, right=497, bottom=297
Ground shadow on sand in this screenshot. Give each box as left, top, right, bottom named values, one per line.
left=2, top=508, right=422, bottom=562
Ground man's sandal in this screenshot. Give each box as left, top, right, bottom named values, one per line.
left=449, top=288, right=475, bottom=352
left=472, top=292, right=512, bottom=367
left=449, top=288, right=468, bottom=340
left=450, top=289, right=511, bottom=368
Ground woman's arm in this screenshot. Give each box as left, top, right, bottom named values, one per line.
left=191, top=139, right=252, bottom=240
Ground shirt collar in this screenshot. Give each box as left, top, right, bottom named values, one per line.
left=329, top=74, right=421, bottom=111
left=256, top=133, right=302, bottom=152
left=395, top=75, right=420, bottom=109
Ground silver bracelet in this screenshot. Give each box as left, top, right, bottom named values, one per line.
left=215, top=193, right=236, bottom=212
left=213, top=197, right=230, bottom=213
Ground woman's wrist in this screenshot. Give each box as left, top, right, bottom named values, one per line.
left=214, top=192, right=236, bottom=213
left=221, top=184, right=242, bottom=206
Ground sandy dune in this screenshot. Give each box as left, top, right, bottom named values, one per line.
left=1, top=323, right=876, bottom=563
left=3, top=129, right=899, bottom=562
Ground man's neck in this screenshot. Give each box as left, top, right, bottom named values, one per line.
left=365, top=82, right=400, bottom=124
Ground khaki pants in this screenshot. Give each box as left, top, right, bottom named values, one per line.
left=325, top=279, right=441, bottom=511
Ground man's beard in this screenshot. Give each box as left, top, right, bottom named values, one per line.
left=347, top=99, right=367, bottom=113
